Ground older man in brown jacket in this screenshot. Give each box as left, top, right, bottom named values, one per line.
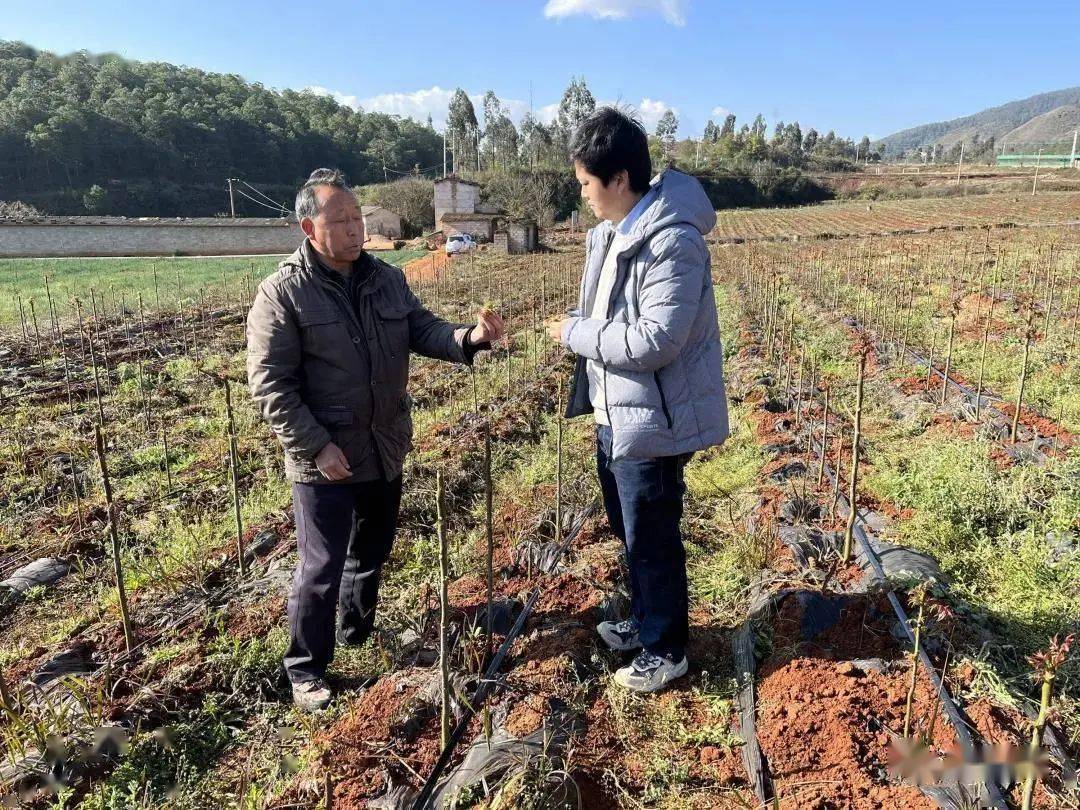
left=247, top=168, right=504, bottom=710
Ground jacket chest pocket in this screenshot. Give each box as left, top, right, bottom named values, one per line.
left=297, top=305, right=348, bottom=355
left=374, top=301, right=411, bottom=362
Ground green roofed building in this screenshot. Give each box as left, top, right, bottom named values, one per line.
left=996, top=153, right=1077, bottom=168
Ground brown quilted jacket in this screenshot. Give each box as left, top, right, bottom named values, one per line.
left=247, top=239, right=475, bottom=483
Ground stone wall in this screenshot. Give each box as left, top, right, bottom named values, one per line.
left=0, top=218, right=303, bottom=258
left=507, top=221, right=538, bottom=254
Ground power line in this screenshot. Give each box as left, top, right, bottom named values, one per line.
left=232, top=187, right=293, bottom=215
left=383, top=163, right=443, bottom=177
left=238, top=179, right=290, bottom=210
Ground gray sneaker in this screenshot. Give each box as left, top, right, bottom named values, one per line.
left=291, top=678, right=332, bottom=711
left=597, top=619, right=643, bottom=652
left=614, top=651, right=688, bottom=693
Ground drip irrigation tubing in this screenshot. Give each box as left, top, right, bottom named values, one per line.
left=766, top=304, right=1077, bottom=805
left=734, top=285, right=1020, bottom=805
left=811, top=432, right=1010, bottom=809
left=409, top=505, right=594, bottom=809
left=409, top=588, right=540, bottom=810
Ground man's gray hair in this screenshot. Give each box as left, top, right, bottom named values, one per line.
left=295, top=168, right=349, bottom=220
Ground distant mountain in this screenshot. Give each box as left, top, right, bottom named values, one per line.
left=1002, top=105, right=1080, bottom=150
left=876, top=87, right=1080, bottom=154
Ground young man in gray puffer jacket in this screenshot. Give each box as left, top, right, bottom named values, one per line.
left=547, top=108, right=729, bottom=693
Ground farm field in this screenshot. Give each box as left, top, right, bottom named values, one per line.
left=820, top=165, right=1080, bottom=199
left=712, top=190, right=1080, bottom=242
left=0, top=248, right=427, bottom=327
left=0, top=203, right=1077, bottom=808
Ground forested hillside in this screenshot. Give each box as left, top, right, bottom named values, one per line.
left=0, top=41, right=442, bottom=216
left=0, top=41, right=848, bottom=218
left=876, top=86, right=1080, bottom=155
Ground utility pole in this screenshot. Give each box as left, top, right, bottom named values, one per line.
left=227, top=178, right=236, bottom=218
left=443, top=133, right=447, bottom=178
left=956, top=141, right=964, bottom=186
left=1071, top=129, right=1078, bottom=168
left=1032, top=148, right=1043, bottom=196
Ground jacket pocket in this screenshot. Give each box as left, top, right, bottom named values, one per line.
left=296, top=305, right=341, bottom=327
left=310, top=407, right=353, bottom=428
left=297, top=305, right=348, bottom=359
left=312, top=407, right=371, bottom=466
left=654, top=372, right=673, bottom=429
left=375, top=300, right=411, bottom=360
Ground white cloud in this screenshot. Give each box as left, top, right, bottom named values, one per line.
left=535, top=103, right=561, bottom=125
left=625, top=97, right=679, bottom=134
left=543, top=0, right=687, bottom=26
left=710, top=106, right=733, bottom=120
left=306, top=85, right=362, bottom=110
left=307, top=84, right=562, bottom=131
left=336, top=85, right=467, bottom=130
left=306, top=84, right=680, bottom=137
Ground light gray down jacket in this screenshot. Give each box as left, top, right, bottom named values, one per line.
left=562, top=169, right=729, bottom=460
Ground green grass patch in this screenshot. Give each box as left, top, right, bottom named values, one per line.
left=684, top=402, right=768, bottom=624
left=0, top=248, right=425, bottom=327
left=864, top=436, right=1079, bottom=644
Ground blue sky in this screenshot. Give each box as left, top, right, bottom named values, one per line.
left=3, top=0, right=1077, bottom=139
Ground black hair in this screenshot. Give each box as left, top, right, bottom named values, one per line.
left=569, top=107, right=652, bottom=193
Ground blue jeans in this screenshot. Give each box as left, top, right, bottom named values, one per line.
left=596, top=425, right=691, bottom=661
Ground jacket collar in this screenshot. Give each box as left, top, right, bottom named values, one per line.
left=289, top=238, right=385, bottom=296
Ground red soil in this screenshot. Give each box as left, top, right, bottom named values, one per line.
left=402, top=250, right=450, bottom=285
left=292, top=670, right=444, bottom=809
left=757, top=656, right=939, bottom=809
left=997, top=401, right=1074, bottom=448
left=758, top=594, right=941, bottom=808
left=224, top=595, right=286, bottom=643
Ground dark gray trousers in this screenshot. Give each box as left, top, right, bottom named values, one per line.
left=284, top=477, right=403, bottom=684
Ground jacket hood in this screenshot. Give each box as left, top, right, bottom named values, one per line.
left=602, top=169, right=716, bottom=252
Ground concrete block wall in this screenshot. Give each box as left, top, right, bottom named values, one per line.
left=442, top=217, right=495, bottom=242
left=0, top=219, right=304, bottom=258
left=507, top=222, right=538, bottom=254
left=434, top=179, right=480, bottom=227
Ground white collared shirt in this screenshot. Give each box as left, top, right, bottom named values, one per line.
left=588, top=189, right=656, bottom=424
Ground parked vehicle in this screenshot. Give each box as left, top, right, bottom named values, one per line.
left=445, top=233, right=477, bottom=255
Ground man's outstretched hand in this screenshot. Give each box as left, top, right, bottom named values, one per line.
left=315, top=441, right=352, bottom=481
left=471, top=308, right=506, bottom=344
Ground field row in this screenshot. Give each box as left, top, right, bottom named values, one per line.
left=712, top=191, right=1080, bottom=242
left=1, top=229, right=1077, bottom=807
left=709, top=247, right=1078, bottom=806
